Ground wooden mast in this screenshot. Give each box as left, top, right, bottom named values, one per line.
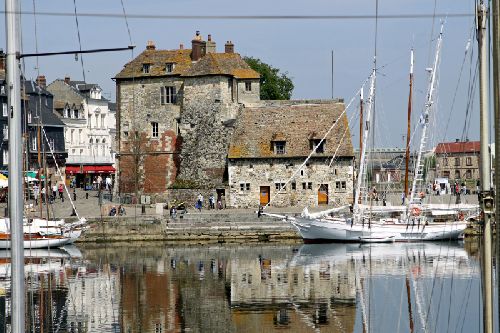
left=404, top=49, right=414, bottom=198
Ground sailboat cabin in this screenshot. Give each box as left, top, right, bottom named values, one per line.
left=228, top=101, right=355, bottom=208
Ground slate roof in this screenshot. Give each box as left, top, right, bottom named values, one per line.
left=435, top=141, right=480, bottom=154
left=228, top=103, right=354, bottom=159
left=47, top=79, right=85, bottom=109
left=182, top=53, right=259, bottom=79
left=24, top=80, right=65, bottom=127
left=114, top=47, right=259, bottom=80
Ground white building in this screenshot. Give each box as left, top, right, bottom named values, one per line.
left=48, top=77, right=116, bottom=188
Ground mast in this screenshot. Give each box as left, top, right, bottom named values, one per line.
left=353, top=67, right=376, bottom=218
left=477, top=2, right=494, bottom=333
left=491, top=0, right=500, bottom=326
left=409, top=23, right=444, bottom=204
left=359, top=88, right=364, bottom=154
left=5, top=0, right=25, bottom=332
left=404, top=49, right=414, bottom=198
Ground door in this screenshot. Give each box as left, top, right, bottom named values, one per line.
left=260, top=186, right=270, bottom=205
left=318, top=184, right=329, bottom=205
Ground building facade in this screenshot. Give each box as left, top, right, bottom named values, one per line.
left=228, top=101, right=354, bottom=208
left=434, top=140, right=480, bottom=184
left=47, top=77, right=115, bottom=188
left=114, top=34, right=260, bottom=197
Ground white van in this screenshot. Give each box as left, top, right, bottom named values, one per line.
left=434, top=178, right=449, bottom=195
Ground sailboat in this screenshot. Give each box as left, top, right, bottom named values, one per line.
left=262, top=24, right=478, bottom=242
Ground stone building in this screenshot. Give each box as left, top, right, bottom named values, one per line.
left=227, top=101, right=354, bottom=208
left=434, top=140, right=480, bottom=183
left=47, top=77, right=115, bottom=188
left=114, top=34, right=260, bottom=197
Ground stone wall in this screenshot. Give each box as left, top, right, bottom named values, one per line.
left=177, top=76, right=241, bottom=188
left=236, top=79, right=260, bottom=104
left=228, top=157, right=354, bottom=208
left=117, top=78, right=182, bottom=195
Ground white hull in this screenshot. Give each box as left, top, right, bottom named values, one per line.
left=0, top=236, right=72, bottom=249
left=292, top=217, right=467, bottom=242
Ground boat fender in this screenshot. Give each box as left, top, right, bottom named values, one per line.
left=458, top=212, right=465, bottom=221
left=411, top=207, right=421, bottom=216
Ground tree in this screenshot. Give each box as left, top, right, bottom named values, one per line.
left=243, top=57, right=294, bottom=100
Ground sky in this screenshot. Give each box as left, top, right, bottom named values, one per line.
left=0, top=0, right=484, bottom=148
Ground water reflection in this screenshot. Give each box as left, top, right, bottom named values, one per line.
left=0, top=241, right=491, bottom=332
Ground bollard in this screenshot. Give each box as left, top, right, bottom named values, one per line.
left=142, top=204, right=146, bottom=215
left=4, top=207, right=7, bottom=217
left=73, top=191, right=77, bottom=201
left=86, top=192, right=89, bottom=200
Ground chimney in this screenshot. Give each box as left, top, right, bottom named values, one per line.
left=64, top=76, right=71, bottom=85
left=225, top=41, right=234, bottom=53
left=191, top=31, right=206, bottom=61
left=146, top=40, right=156, bottom=50
left=455, top=139, right=459, bottom=143
left=206, top=34, right=216, bottom=54
left=36, top=75, right=47, bottom=89
left=0, top=49, right=4, bottom=71
left=179, top=43, right=184, bottom=50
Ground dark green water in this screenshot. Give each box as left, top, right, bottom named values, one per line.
left=0, top=241, right=495, bottom=332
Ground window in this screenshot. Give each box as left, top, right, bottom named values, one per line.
left=27, top=112, right=31, bottom=123
left=152, top=122, right=159, bottom=138
left=2, top=103, right=7, bottom=117
left=466, top=157, right=472, bottom=166
left=64, top=108, right=69, bottom=118
left=274, top=141, right=286, bottom=155
left=2, top=125, right=7, bottom=140
left=101, top=114, right=105, bottom=128
left=166, top=63, right=175, bottom=73
left=160, top=86, right=176, bottom=105
left=142, top=63, right=150, bottom=74
left=275, top=182, right=286, bottom=190
left=454, top=157, right=460, bottom=166
left=311, top=139, right=325, bottom=153
left=302, top=182, right=306, bottom=190
left=124, top=131, right=129, bottom=138
left=291, top=182, right=296, bottom=190
left=307, top=182, right=312, bottom=190
left=443, top=171, right=450, bottom=178
left=335, top=181, right=346, bottom=191
left=240, top=183, right=251, bottom=191
left=443, top=158, right=448, bottom=166
left=466, top=169, right=472, bottom=179
left=2, top=149, right=7, bottom=165
left=49, top=138, right=55, bottom=151
left=0, top=86, right=4, bottom=94
left=245, top=81, right=252, bottom=91
left=455, top=170, right=461, bottom=179
left=73, top=109, right=79, bottom=119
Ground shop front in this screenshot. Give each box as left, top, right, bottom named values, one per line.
left=65, top=165, right=115, bottom=190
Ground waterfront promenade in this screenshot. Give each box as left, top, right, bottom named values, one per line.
left=0, top=190, right=479, bottom=243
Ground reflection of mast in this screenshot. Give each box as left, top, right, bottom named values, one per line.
left=359, top=87, right=364, bottom=154
left=405, top=276, right=414, bottom=333
left=404, top=49, right=414, bottom=198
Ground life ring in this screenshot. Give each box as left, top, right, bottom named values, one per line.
left=419, top=191, right=425, bottom=198
left=458, top=212, right=465, bottom=221
left=411, top=207, right=421, bottom=216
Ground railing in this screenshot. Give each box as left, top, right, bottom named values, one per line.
left=66, top=155, right=115, bottom=164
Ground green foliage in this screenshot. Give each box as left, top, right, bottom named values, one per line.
left=243, top=56, right=294, bottom=100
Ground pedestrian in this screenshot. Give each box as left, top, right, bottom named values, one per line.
left=209, top=193, right=215, bottom=210
left=105, top=176, right=112, bottom=190
left=221, top=194, right=226, bottom=209
left=52, top=183, right=57, bottom=201
left=118, top=205, right=126, bottom=216
left=109, top=206, right=117, bottom=216
left=58, top=184, right=64, bottom=200
left=196, top=193, right=203, bottom=211
left=33, top=183, right=39, bottom=206
left=97, top=175, right=103, bottom=190
left=401, top=192, right=405, bottom=205
left=41, top=186, right=46, bottom=203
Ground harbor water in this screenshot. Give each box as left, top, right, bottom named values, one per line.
left=0, top=240, right=496, bottom=332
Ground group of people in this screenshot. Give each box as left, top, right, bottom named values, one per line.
left=93, top=175, right=113, bottom=191
left=195, top=193, right=225, bottom=211
left=32, top=182, right=65, bottom=205
left=429, top=182, right=468, bottom=196
left=109, top=205, right=126, bottom=216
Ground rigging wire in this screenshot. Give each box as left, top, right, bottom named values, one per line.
left=72, top=0, right=86, bottom=82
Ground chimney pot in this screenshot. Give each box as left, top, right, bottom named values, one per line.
left=36, top=75, right=47, bottom=89
left=455, top=139, right=459, bottom=143
left=64, top=76, right=71, bottom=84
left=191, top=39, right=206, bottom=61
left=146, top=40, right=156, bottom=50
left=180, top=43, right=184, bottom=50
left=225, top=41, right=234, bottom=53
left=208, top=34, right=212, bottom=42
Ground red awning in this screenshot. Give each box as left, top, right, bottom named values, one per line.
left=65, top=165, right=81, bottom=174
left=82, top=165, right=116, bottom=173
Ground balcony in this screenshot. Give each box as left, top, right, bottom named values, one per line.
left=65, top=155, right=115, bottom=165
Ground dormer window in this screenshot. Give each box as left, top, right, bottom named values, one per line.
left=142, top=64, right=151, bottom=74
left=166, top=63, right=175, bottom=73
left=311, top=139, right=325, bottom=153
left=274, top=141, right=286, bottom=155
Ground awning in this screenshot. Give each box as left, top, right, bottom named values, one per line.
left=82, top=165, right=115, bottom=173
left=65, top=165, right=115, bottom=174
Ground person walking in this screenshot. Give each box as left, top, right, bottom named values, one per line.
left=33, top=183, right=39, bottom=206
left=196, top=193, right=203, bottom=212
left=41, top=186, right=46, bottom=203
left=58, top=184, right=64, bottom=201
left=209, top=193, right=215, bottom=210
left=52, top=183, right=57, bottom=201
left=401, top=192, right=405, bottom=205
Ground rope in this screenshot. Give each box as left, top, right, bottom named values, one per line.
left=72, top=0, right=86, bottom=82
